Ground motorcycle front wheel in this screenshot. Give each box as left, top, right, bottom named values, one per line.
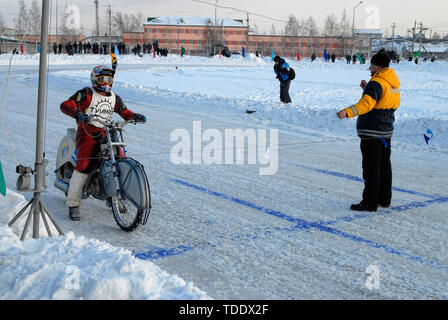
left=111, top=195, right=144, bottom=232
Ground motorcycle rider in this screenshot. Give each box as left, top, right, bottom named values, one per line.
left=60, top=65, right=146, bottom=221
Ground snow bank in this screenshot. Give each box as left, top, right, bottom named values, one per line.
left=0, top=52, right=270, bottom=67
left=0, top=189, right=210, bottom=300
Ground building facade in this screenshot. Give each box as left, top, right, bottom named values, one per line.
left=1, top=16, right=384, bottom=58
left=249, top=35, right=354, bottom=58
left=122, top=16, right=356, bottom=58
left=139, top=16, right=248, bottom=55
left=353, top=29, right=383, bottom=57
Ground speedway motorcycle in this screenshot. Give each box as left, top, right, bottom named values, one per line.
left=54, top=117, right=151, bottom=231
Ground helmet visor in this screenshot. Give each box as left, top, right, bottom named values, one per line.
left=96, top=75, right=114, bottom=86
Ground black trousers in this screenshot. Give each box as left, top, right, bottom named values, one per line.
left=360, top=138, right=392, bottom=207
left=280, top=80, right=291, bottom=103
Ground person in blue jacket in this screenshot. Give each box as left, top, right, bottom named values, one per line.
left=273, top=56, right=292, bottom=103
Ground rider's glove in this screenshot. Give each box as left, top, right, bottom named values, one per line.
left=133, top=113, right=146, bottom=123
left=76, top=112, right=91, bottom=123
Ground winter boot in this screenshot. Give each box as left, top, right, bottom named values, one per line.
left=69, top=207, right=81, bottom=221
left=350, top=201, right=377, bottom=212
left=66, top=170, right=89, bottom=220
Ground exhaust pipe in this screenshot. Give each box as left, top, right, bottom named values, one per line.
left=54, top=178, right=69, bottom=195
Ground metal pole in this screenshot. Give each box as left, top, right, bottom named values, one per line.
left=411, top=21, right=416, bottom=54
left=352, top=1, right=363, bottom=54
left=214, top=0, right=218, bottom=54
left=95, top=0, right=99, bottom=39
left=246, top=13, right=249, bottom=52
left=55, top=0, right=58, bottom=48
left=391, top=23, right=396, bottom=52
left=8, top=0, right=64, bottom=240
left=109, top=5, right=112, bottom=53
left=35, top=0, right=50, bottom=195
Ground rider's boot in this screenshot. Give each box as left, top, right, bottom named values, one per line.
left=69, top=207, right=81, bottom=221
left=66, top=170, right=88, bottom=221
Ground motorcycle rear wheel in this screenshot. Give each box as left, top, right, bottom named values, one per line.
left=111, top=195, right=144, bottom=232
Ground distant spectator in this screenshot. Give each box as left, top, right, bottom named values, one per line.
left=311, top=53, right=316, bottom=62
left=58, top=44, right=62, bottom=54
left=360, top=54, right=366, bottom=64
left=78, top=41, right=83, bottom=54
left=346, top=54, right=351, bottom=64
left=53, top=43, right=57, bottom=55
left=331, top=53, right=336, bottom=63
left=352, top=54, right=357, bottom=64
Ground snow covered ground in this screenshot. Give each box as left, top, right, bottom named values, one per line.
left=0, top=53, right=447, bottom=299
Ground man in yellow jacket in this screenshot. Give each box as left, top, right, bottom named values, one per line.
left=110, top=51, right=117, bottom=71
left=337, top=49, right=400, bottom=211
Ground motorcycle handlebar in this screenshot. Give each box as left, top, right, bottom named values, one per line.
left=88, top=116, right=144, bottom=128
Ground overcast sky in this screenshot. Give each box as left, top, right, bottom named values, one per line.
left=1, top=0, right=447, bottom=36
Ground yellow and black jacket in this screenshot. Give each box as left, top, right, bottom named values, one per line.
left=344, top=68, right=400, bottom=139
left=110, top=53, right=117, bottom=64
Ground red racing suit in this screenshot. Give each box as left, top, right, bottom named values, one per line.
left=60, top=87, right=135, bottom=173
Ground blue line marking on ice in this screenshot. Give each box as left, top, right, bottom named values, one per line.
left=165, top=178, right=448, bottom=272
left=296, top=164, right=442, bottom=200
left=134, top=245, right=197, bottom=260
left=172, top=179, right=310, bottom=227
left=321, top=197, right=448, bottom=226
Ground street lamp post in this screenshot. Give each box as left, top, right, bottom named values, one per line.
left=214, top=0, right=220, bottom=55
left=352, top=1, right=363, bottom=54
left=352, top=1, right=363, bottom=36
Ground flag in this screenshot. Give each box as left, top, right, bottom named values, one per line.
left=37, top=46, right=40, bottom=53
left=114, top=44, right=120, bottom=56
left=297, top=50, right=301, bottom=61
left=219, top=46, right=221, bottom=58
left=271, top=48, right=275, bottom=60
left=424, top=128, right=433, bottom=144
left=357, top=53, right=364, bottom=64
left=0, top=160, right=6, bottom=196
left=181, top=46, right=186, bottom=57
left=242, top=47, right=245, bottom=57
left=323, top=47, right=328, bottom=62
left=413, top=50, right=421, bottom=59
left=20, top=43, right=24, bottom=54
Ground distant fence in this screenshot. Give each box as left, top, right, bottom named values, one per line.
left=0, top=40, right=41, bottom=55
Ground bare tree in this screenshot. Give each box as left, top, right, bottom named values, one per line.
left=204, top=19, right=216, bottom=55
left=323, top=14, right=340, bottom=36
left=339, top=8, right=351, bottom=36
left=284, top=14, right=304, bottom=36
left=304, top=17, right=319, bottom=37
left=28, top=0, right=41, bottom=38
left=270, top=24, right=277, bottom=36
left=109, top=11, right=144, bottom=36
left=14, top=0, right=29, bottom=39
left=251, top=23, right=259, bottom=35
left=0, top=13, right=6, bottom=37
left=60, top=4, right=78, bottom=41
left=432, top=32, right=441, bottom=40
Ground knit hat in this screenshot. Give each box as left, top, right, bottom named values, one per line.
left=273, top=55, right=281, bottom=62
left=370, top=50, right=391, bottom=67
